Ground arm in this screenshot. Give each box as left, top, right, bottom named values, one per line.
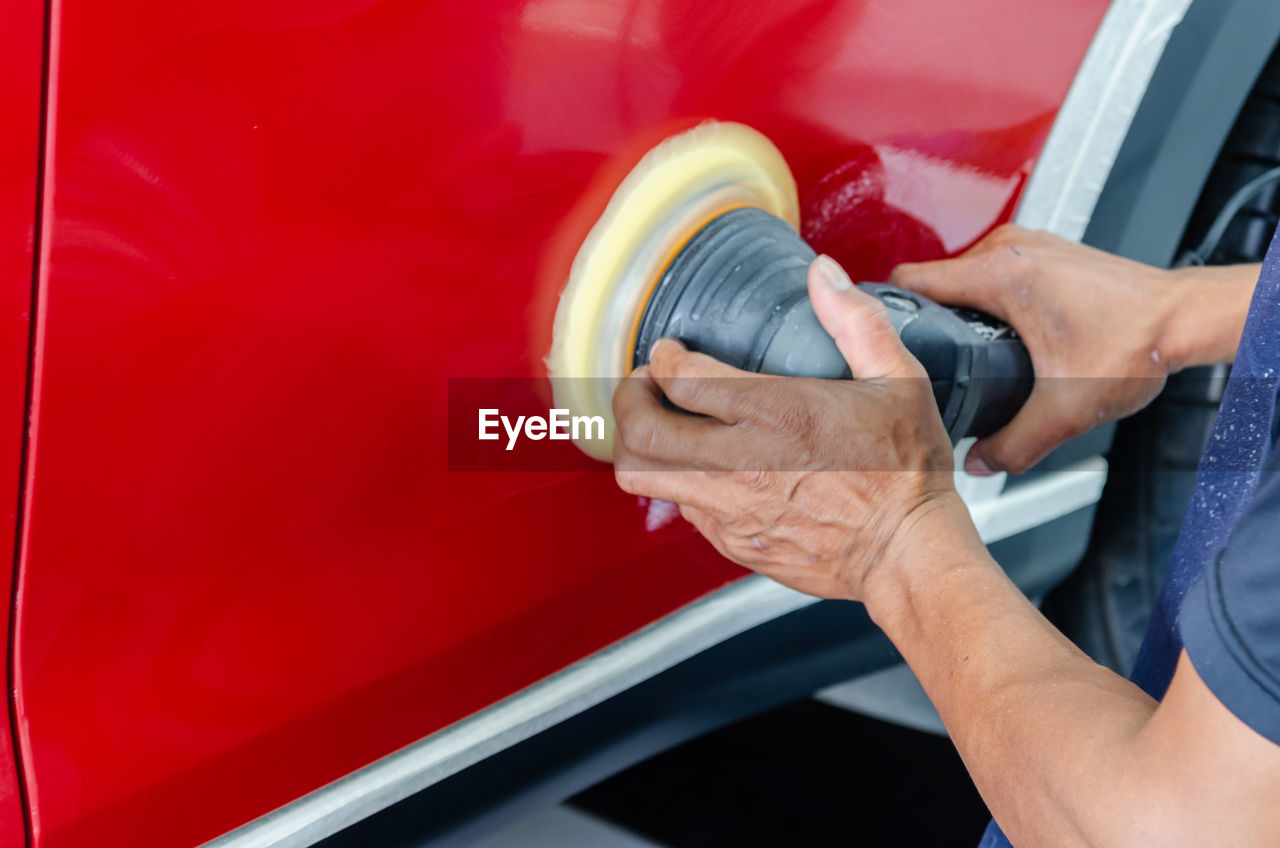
left=889, top=226, right=1258, bottom=474
left=1159, top=262, right=1258, bottom=368
left=867, top=508, right=1280, bottom=848
left=612, top=250, right=1280, bottom=848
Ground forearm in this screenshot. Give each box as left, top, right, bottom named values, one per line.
left=865, top=497, right=1160, bottom=848
left=1159, top=263, right=1259, bottom=370
left=620, top=244, right=1280, bottom=843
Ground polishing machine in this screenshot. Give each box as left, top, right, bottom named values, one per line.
left=548, top=122, right=1032, bottom=460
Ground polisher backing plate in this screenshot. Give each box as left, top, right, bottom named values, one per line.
left=548, top=121, right=799, bottom=460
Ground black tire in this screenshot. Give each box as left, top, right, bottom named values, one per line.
left=1184, top=47, right=1280, bottom=263
left=1043, top=40, right=1280, bottom=673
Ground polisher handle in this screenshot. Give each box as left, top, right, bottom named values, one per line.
left=634, top=207, right=1033, bottom=441
left=753, top=284, right=1032, bottom=440
left=859, top=284, right=1034, bottom=440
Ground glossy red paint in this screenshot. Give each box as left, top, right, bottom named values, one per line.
left=12, top=1, right=1108, bottom=845
left=0, top=0, right=46, bottom=844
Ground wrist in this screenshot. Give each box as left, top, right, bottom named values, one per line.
left=1156, top=264, right=1256, bottom=371
left=860, top=493, right=996, bottom=627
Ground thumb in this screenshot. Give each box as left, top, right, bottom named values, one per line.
left=808, top=255, right=919, bottom=380
left=965, top=382, right=1079, bottom=475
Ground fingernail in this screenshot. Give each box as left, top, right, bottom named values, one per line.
left=814, top=255, right=853, bottom=291
left=964, top=452, right=993, bottom=476
left=649, top=338, right=674, bottom=360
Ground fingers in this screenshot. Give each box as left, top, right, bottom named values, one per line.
left=888, top=225, right=1029, bottom=320
left=645, top=338, right=763, bottom=422
left=889, top=257, right=1006, bottom=318
left=964, top=382, right=1082, bottom=475
left=611, top=372, right=713, bottom=503
left=807, top=255, right=921, bottom=380
left=612, top=365, right=727, bottom=462
left=614, top=460, right=712, bottom=507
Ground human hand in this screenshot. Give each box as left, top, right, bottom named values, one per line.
left=890, top=225, right=1176, bottom=475
left=612, top=256, right=980, bottom=602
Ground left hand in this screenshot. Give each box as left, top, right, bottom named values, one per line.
left=612, top=255, right=978, bottom=602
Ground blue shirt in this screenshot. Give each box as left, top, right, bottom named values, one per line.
left=981, top=226, right=1280, bottom=847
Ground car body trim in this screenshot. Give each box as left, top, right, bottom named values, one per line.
left=204, top=575, right=817, bottom=848
left=1015, top=0, right=1194, bottom=240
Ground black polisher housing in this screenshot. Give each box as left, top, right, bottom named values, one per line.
left=633, top=207, right=1033, bottom=441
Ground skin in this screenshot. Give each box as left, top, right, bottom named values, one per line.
left=612, top=224, right=1278, bottom=847
left=889, top=226, right=1256, bottom=474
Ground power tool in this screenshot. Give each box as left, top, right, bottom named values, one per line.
left=548, top=122, right=1032, bottom=460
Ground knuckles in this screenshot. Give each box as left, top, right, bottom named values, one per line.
left=663, top=352, right=707, bottom=384
left=754, top=385, right=820, bottom=438
left=612, top=451, right=657, bottom=494
left=984, top=222, right=1025, bottom=249
left=614, top=406, right=686, bottom=465
left=983, top=223, right=1043, bottom=255
left=979, top=225, right=1036, bottom=278
left=613, top=465, right=643, bottom=495
left=740, top=466, right=775, bottom=494
left=613, top=409, right=656, bottom=455
left=853, top=290, right=893, bottom=323
left=980, top=444, right=1031, bottom=476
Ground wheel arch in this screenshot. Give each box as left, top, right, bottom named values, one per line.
left=1085, top=0, right=1280, bottom=262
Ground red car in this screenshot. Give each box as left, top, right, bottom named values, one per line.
left=1, top=0, right=1277, bottom=844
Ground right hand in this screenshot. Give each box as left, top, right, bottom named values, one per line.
left=890, top=224, right=1175, bottom=475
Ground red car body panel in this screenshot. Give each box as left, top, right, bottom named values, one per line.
left=0, top=0, right=45, bottom=844
left=7, top=1, right=1109, bottom=845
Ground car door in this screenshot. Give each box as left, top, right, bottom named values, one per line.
left=11, top=1, right=1108, bottom=846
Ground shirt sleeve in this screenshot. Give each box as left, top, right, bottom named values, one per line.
left=1179, top=464, right=1280, bottom=745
